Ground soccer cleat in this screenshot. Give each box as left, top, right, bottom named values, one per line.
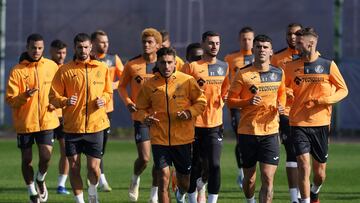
left=128, top=177, right=140, bottom=202
left=100, top=183, right=112, bottom=192
left=310, top=191, right=320, bottom=203
left=236, top=174, right=244, bottom=190
left=57, top=186, right=70, bottom=195
left=29, top=195, right=40, bottom=203
left=88, top=194, right=99, bottom=203
left=36, top=180, right=48, bottom=202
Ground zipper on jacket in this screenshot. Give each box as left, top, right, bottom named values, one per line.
left=35, top=64, right=41, bottom=129
left=85, top=64, right=89, bottom=133
left=165, top=79, right=171, bottom=146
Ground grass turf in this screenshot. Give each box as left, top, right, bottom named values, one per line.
left=0, top=139, right=359, bottom=202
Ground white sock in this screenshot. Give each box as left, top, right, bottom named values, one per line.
left=238, top=168, right=244, bottom=179
left=310, top=184, right=322, bottom=194
left=132, top=174, right=140, bottom=184
left=150, top=186, right=158, bottom=201
left=58, top=174, right=68, bottom=187
left=88, top=183, right=98, bottom=196
left=176, top=189, right=185, bottom=201
left=74, top=192, right=85, bottom=203
left=100, top=173, right=108, bottom=185
left=196, top=178, right=207, bottom=190
left=208, top=194, right=219, bottom=203
left=289, top=188, right=299, bottom=202
left=188, top=191, right=197, bottom=203
left=246, top=195, right=256, bottom=203
left=36, top=171, right=47, bottom=182
left=27, top=182, right=38, bottom=196
left=301, top=198, right=310, bottom=203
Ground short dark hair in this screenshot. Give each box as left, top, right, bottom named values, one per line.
left=186, top=43, right=202, bottom=55
left=239, top=26, right=254, bottom=35
left=253, top=34, right=272, bottom=45
left=156, top=47, right=176, bottom=59
left=287, top=23, right=303, bottom=30
left=295, top=27, right=318, bottom=38
left=91, top=30, right=107, bottom=42
left=160, top=30, right=170, bottom=41
left=73, top=33, right=91, bottom=45
left=202, top=31, right=220, bottom=42
left=50, top=39, right=67, bottom=49
left=27, top=33, right=43, bottom=45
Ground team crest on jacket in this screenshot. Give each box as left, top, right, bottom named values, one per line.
left=314, top=65, right=324, bottom=74
left=217, top=67, right=224, bottom=75
left=269, top=73, right=278, bottom=81
left=96, top=71, right=101, bottom=78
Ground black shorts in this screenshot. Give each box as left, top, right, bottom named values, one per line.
left=238, top=134, right=280, bottom=168
left=134, top=121, right=150, bottom=144
left=152, top=144, right=192, bottom=175
left=54, top=117, right=65, bottom=139
left=291, top=126, right=329, bottom=163
left=279, top=115, right=297, bottom=163
left=65, top=131, right=104, bottom=159
left=17, top=130, right=55, bottom=149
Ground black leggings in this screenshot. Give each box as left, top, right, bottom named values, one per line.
left=100, top=112, right=112, bottom=173
left=188, top=126, right=223, bottom=194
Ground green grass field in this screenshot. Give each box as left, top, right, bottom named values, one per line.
left=0, top=139, right=359, bottom=202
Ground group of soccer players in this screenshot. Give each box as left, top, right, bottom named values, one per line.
left=5, top=23, right=348, bottom=203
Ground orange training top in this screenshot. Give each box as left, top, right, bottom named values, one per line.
left=181, top=59, right=230, bottom=128
left=118, top=55, right=155, bottom=121
left=224, top=49, right=253, bottom=81
left=227, top=64, right=286, bottom=136
left=284, top=55, right=348, bottom=127
left=97, top=53, right=124, bottom=113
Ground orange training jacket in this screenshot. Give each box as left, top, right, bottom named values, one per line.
left=227, top=64, right=286, bottom=136
left=118, top=55, right=156, bottom=121
left=97, top=53, right=124, bottom=113
left=284, top=55, right=348, bottom=127
left=224, top=49, right=253, bottom=82
left=181, top=59, right=230, bottom=128
left=271, top=47, right=300, bottom=115
left=136, top=71, right=207, bottom=145
left=49, top=59, right=112, bottom=133
left=6, top=56, right=60, bottom=133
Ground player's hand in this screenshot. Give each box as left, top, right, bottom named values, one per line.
left=47, top=104, right=56, bottom=111
left=96, top=97, right=105, bottom=108
left=249, top=95, right=262, bottom=105
left=25, top=86, right=38, bottom=97
left=176, top=110, right=192, bottom=120
left=278, top=104, right=285, bottom=115
left=66, top=94, right=78, bottom=106
left=127, top=103, right=138, bottom=113
left=144, top=112, right=159, bottom=126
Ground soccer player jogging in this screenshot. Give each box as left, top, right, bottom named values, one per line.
left=284, top=28, right=348, bottom=203
left=136, top=47, right=207, bottom=203
left=6, top=33, right=60, bottom=203
left=185, top=42, right=203, bottom=63
left=224, top=26, right=255, bottom=190
left=182, top=31, right=230, bottom=203
left=49, top=33, right=112, bottom=203
left=271, top=23, right=303, bottom=203
left=227, top=34, right=286, bottom=203
left=50, top=39, right=71, bottom=195
left=118, top=28, right=162, bottom=202
left=160, top=30, right=185, bottom=70
left=91, top=30, right=125, bottom=192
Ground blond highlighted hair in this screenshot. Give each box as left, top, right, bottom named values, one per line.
left=142, top=28, right=162, bottom=44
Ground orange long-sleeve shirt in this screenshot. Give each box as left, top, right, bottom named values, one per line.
left=284, top=55, right=348, bottom=127
left=271, top=47, right=300, bottom=115
left=181, top=59, right=230, bottom=128
left=97, top=53, right=124, bottom=113
left=227, top=64, right=286, bottom=136
left=118, top=55, right=155, bottom=121
left=224, top=49, right=253, bottom=81
left=136, top=71, right=207, bottom=146
left=6, top=56, right=60, bottom=133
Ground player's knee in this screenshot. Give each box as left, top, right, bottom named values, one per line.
left=138, top=155, right=150, bottom=165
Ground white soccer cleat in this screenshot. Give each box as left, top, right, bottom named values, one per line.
left=128, top=177, right=140, bottom=202
left=100, top=182, right=112, bottom=192
left=36, top=180, right=48, bottom=203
